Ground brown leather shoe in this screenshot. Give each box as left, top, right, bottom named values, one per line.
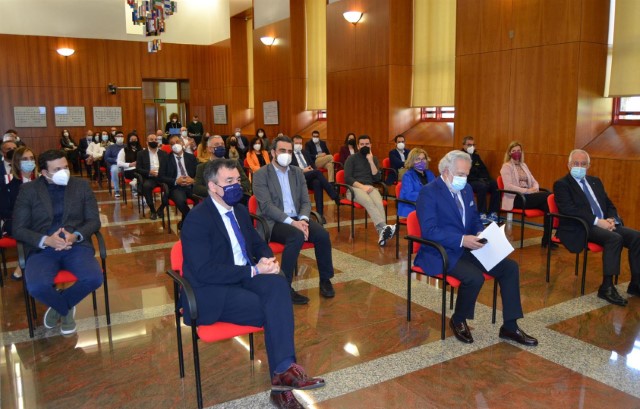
left=270, top=391, right=304, bottom=409
left=449, top=319, right=473, bottom=344
left=271, top=363, right=325, bottom=391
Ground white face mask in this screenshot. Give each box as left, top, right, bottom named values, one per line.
left=276, top=153, right=292, bottom=167
left=49, top=169, right=70, bottom=186
left=253, top=144, right=262, bottom=151
left=235, top=132, right=242, bottom=137
left=312, top=136, right=320, bottom=143
left=63, top=132, right=69, bottom=137
left=115, top=137, right=124, bottom=145
left=397, top=142, right=405, bottom=150
left=172, top=144, right=183, bottom=154
left=293, top=144, right=303, bottom=153
left=466, top=146, right=475, bottom=155
left=181, top=131, right=188, bottom=137
left=257, top=132, right=264, bottom=137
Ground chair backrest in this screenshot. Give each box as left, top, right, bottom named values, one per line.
left=244, top=158, right=250, bottom=168
left=171, top=240, right=184, bottom=275
left=497, top=175, right=504, bottom=189
left=248, top=195, right=258, bottom=214
left=335, top=170, right=347, bottom=195
left=406, top=211, right=422, bottom=253
left=547, top=193, right=560, bottom=228
left=395, top=181, right=402, bottom=198
left=382, top=157, right=391, bottom=168
left=333, top=152, right=341, bottom=164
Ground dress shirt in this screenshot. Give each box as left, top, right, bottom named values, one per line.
left=572, top=175, right=604, bottom=225
left=211, top=197, right=248, bottom=267
left=274, top=164, right=298, bottom=223
left=313, top=142, right=323, bottom=154
left=295, top=151, right=308, bottom=168
left=148, top=149, right=160, bottom=171
left=173, top=153, right=186, bottom=183
left=396, top=149, right=406, bottom=162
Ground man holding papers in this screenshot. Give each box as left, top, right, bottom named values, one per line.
left=414, top=150, right=537, bottom=346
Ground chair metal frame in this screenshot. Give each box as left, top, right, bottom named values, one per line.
left=334, top=170, right=389, bottom=238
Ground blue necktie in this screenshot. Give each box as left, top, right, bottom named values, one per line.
left=225, top=210, right=250, bottom=265
left=580, top=179, right=603, bottom=219
left=453, top=192, right=463, bottom=221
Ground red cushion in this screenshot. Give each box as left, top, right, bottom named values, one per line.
left=411, top=267, right=493, bottom=288
left=588, top=242, right=603, bottom=252
left=0, top=237, right=17, bottom=248
left=152, top=187, right=162, bottom=193
left=269, top=243, right=285, bottom=253
left=197, top=322, right=262, bottom=342
left=54, top=270, right=78, bottom=284
left=169, top=199, right=195, bottom=206
left=339, top=198, right=364, bottom=209
left=506, top=208, right=545, bottom=218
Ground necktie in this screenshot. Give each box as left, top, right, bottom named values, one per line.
left=225, top=210, right=250, bottom=265
left=177, top=156, right=186, bottom=177
left=581, top=179, right=603, bottom=219
left=453, top=192, right=463, bottom=221
left=296, top=152, right=307, bottom=168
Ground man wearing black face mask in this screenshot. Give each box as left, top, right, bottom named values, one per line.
left=12, top=149, right=102, bottom=335
left=1, top=141, right=18, bottom=215
left=344, top=135, right=396, bottom=246
left=194, top=135, right=250, bottom=205
left=136, top=133, right=168, bottom=220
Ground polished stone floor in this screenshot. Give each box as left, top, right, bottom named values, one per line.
left=1, top=179, right=639, bottom=408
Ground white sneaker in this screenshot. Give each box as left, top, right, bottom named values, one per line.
left=44, top=307, right=61, bottom=329
left=115, top=192, right=121, bottom=198
left=378, top=225, right=394, bottom=247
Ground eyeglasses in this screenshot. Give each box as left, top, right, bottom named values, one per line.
left=571, top=161, right=589, bottom=167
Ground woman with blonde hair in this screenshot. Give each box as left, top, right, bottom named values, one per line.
left=500, top=141, right=552, bottom=247
left=398, top=148, right=435, bottom=217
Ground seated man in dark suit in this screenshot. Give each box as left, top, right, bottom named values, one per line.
left=387, top=134, right=410, bottom=184
left=181, top=159, right=325, bottom=408
left=12, top=149, right=103, bottom=335
left=304, top=130, right=334, bottom=183
left=253, top=136, right=336, bottom=305
left=193, top=135, right=250, bottom=206
left=291, top=135, right=339, bottom=221
left=414, top=150, right=537, bottom=346
left=78, top=130, right=94, bottom=179
left=554, top=149, right=640, bottom=306
left=462, top=136, right=500, bottom=223
left=159, top=136, right=198, bottom=229
left=136, top=133, right=168, bottom=220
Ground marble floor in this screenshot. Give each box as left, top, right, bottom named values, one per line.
left=1, top=180, right=639, bottom=409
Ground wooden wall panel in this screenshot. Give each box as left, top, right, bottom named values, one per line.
left=580, top=0, right=610, bottom=43
left=0, top=36, right=30, bottom=87
left=512, top=0, right=581, bottom=48
left=456, top=0, right=512, bottom=56
left=509, top=43, right=580, bottom=155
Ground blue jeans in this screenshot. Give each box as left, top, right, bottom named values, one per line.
left=110, top=164, right=120, bottom=193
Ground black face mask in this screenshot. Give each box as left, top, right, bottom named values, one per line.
left=229, top=139, right=238, bottom=147
left=359, top=146, right=370, bottom=156
left=348, top=139, right=356, bottom=147
left=148, top=141, right=158, bottom=149
left=5, top=149, right=15, bottom=161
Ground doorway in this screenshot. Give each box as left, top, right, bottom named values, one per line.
left=142, top=80, right=190, bottom=139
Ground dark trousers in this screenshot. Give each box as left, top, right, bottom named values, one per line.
left=469, top=179, right=500, bottom=214
left=143, top=178, right=162, bottom=213
left=25, top=245, right=103, bottom=316
left=216, top=274, right=295, bottom=376
left=304, top=170, right=337, bottom=216
left=514, top=191, right=551, bottom=244
left=448, top=250, right=523, bottom=323
left=588, top=225, right=640, bottom=282
left=270, top=219, right=334, bottom=285
left=169, top=185, right=196, bottom=219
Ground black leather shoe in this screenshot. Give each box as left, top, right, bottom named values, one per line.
left=319, top=279, right=335, bottom=298
left=290, top=289, right=309, bottom=305
left=150, top=212, right=158, bottom=220
left=598, top=285, right=628, bottom=306
left=541, top=241, right=559, bottom=249
left=449, top=319, right=473, bottom=344
left=177, top=220, right=183, bottom=231
left=627, top=283, right=640, bottom=297
left=499, top=326, right=538, bottom=346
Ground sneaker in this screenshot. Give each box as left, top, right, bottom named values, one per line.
left=115, top=192, right=121, bottom=198
left=44, top=307, right=61, bottom=329
left=378, top=225, right=394, bottom=247
left=479, top=213, right=489, bottom=224
left=60, top=306, right=77, bottom=335
left=487, top=212, right=499, bottom=223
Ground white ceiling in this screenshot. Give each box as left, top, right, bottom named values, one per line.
left=0, top=0, right=253, bottom=45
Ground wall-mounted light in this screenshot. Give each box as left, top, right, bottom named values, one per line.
left=260, top=36, right=276, bottom=46
left=56, top=48, right=75, bottom=57
left=343, top=11, right=363, bottom=25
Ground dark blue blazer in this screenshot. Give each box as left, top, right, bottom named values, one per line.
left=159, top=152, right=197, bottom=188
left=291, top=149, right=315, bottom=170
left=414, top=177, right=483, bottom=276
left=398, top=168, right=435, bottom=217
left=180, top=197, right=273, bottom=325
left=305, top=140, right=330, bottom=162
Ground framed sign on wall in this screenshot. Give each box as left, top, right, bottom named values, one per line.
left=263, top=101, right=279, bottom=125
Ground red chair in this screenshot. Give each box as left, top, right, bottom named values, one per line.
left=405, top=211, right=497, bottom=340
left=243, top=158, right=253, bottom=182
left=497, top=176, right=548, bottom=248
left=0, top=236, right=18, bottom=287
left=18, top=231, right=111, bottom=338
left=381, top=157, right=398, bottom=187
left=165, top=241, right=262, bottom=409
left=545, top=194, right=604, bottom=295
left=334, top=170, right=388, bottom=238
left=394, top=182, right=414, bottom=259
left=332, top=153, right=343, bottom=182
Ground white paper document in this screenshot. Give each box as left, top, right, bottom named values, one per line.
left=470, top=222, right=514, bottom=271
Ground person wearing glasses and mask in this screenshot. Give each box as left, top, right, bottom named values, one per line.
left=398, top=148, right=435, bottom=218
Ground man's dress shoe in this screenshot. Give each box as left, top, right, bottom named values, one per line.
left=271, top=363, right=325, bottom=391
left=449, top=319, right=473, bottom=344
left=270, top=391, right=304, bottom=409
left=319, top=279, right=335, bottom=298
left=627, top=283, right=640, bottom=297
left=499, top=326, right=539, bottom=346
left=598, top=285, right=628, bottom=306
left=290, top=289, right=309, bottom=305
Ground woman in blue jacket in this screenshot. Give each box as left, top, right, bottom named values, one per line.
left=398, top=148, right=435, bottom=217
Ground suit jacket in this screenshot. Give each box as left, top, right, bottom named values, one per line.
left=193, top=159, right=250, bottom=198
left=78, top=138, right=92, bottom=157
left=291, top=149, right=315, bottom=170
left=252, top=163, right=311, bottom=231
left=414, top=177, right=483, bottom=276
left=305, top=140, right=331, bottom=162
left=398, top=168, right=435, bottom=217
left=389, top=148, right=410, bottom=171
left=136, top=148, right=168, bottom=179
left=553, top=173, right=619, bottom=253
left=181, top=198, right=273, bottom=325
left=467, top=151, right=492, bottom=182
left=500, top=161, right=540, bottom=210
left=159, top=152, right=197, bottom=188
left=12, top=177, right=100, bottom=256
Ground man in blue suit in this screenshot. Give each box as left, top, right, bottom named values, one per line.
left=181, top=159, right=325, bottom=409
left=414, top=150, right=537, bottom=346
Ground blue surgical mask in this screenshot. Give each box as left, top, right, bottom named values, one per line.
left=570, top=167, right=586, bottom=180
left=218, top=183, right=243, bottom=206
left=20, top=160, right=36, bottom=173
left=451, top=175, right=467, bottom=191
left=213, top=146, right=226, bottom=158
